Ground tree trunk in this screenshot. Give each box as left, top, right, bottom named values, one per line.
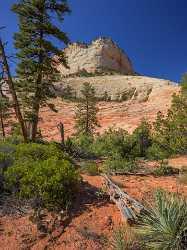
left=30, top=14, right=44, bottom=141
left=0, top=38, right=28, bottom=142
left=0, top=111, right=5, bottom=138
left=58, top=122, right=65, bottom=146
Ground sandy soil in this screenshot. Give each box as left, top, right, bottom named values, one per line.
left=0, top=156, right=187, bottom=250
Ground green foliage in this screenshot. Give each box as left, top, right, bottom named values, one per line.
left=75, top=82, right=99, bottom=136
left=66, top=133, right=95, bottom=158
left=136, top=190, right=187, bottom=250
left=146, top=143, right=170, bottom=160
left=12, top=0, right=70, bottom=140
left=13, top=142, right=69, bottom=162
left=5, top=157, right=79, bottom=209
left=0, top=141, right=79, bottom=209
left=0, top=96, right=11, bottom=138
left=93, top=120, right=152, bottom=160
left=80, top=161, right=99, bottom=176
left=131, top=119, right=152, bottom=158
left=92, top=128, right=130, bottom=158
left=103, top=158, right=138, bottom=174
left=151, top=74, right=187, bottom=156
left=153, top=161, right=178, bottom=176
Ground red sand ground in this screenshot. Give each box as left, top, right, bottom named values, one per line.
left=0, top=157, right=187, bottom=250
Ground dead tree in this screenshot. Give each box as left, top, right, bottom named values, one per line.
left=0, top=36, right=28, bottom=142
left=102, top=174, right=145, bottom=224
left=57, top=122, right=65, bottom=146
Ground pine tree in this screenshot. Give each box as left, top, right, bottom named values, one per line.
left=75, top=82, right=99, bottom=136
left=12, top=0, right=70, bottom=141
left=153, top=74, right=187, bottom=154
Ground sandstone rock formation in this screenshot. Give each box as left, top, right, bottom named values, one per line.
left=55, top=75, right=177, bottom=102
left=39, top=83, right=180, bottom=141
left=57, top=37, right=134, bottom=76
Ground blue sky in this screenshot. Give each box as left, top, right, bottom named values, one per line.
left=1, top=0, right=187, bottom=82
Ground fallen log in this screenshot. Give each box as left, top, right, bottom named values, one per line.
left=102, top=174, right=145, bottom=223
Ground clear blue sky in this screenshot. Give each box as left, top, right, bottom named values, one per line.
left=1, top=0, right=187, bottom=82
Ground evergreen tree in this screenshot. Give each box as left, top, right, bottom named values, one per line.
left=75, top=82, right=99, bottom=136
left=12, top=0, right=70, bottom=140
left=153, top=74, right=187, bottom=155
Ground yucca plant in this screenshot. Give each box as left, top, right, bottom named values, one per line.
left=136, top=190, right=187, bottom=250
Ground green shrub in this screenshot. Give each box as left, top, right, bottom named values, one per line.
left=66, top=133, right=95, bottom=158
left=153, top=161, right=178, bottom=176
left=131, top=119, right=152, bottom=158
left=14, top=142, right=69, bottom=162
left=146, top=143, right=171, bottom=160
left=136, top=190, right=187, bottom=250
left=103, top=158, right=138, bottom=174
left=92, top=128, right=130, bottom=158
left=5, top=157, right=80, bottom=209
left=80, top=161, right=99, bottom=176
left=178, top=166, right=187, bottom=184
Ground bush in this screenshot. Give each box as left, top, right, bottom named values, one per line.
left=14, top=142, right=70, bottom=162
left=0, top=142, right=80, bottom=210
left=5, top=157, right=80, bottom=209
left=131, top=119, right=152, bottom=158
left=80, top=161, right=99, bottom=176
left=66, top=133, right=95, bottom=158
left=178, top=166, right=187, bottom=184
left=153, top=161, right=178, bottom=176
left=103, top=158, right=138, bottom=174
left=92, top=128, right=130, bottom=158
left=146, top=143, right=171, bottom=160
left=136, top=190, right=187, bottom=250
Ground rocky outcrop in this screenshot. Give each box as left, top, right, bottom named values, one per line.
left=57, top=37, right=134, bottom=76
left=55, top=75, right=177, bottom=102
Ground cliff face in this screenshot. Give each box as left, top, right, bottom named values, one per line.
left=57, top=37, right=134, bottom=76
left=55, top=75, right=177, bottom=102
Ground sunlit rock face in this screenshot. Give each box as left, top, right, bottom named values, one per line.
left=54, top=75, right=177, bottom=102
left=56, top=37, right=134, bottom=76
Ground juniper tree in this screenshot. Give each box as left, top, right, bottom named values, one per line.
left=12, top=0, right=70, bottom=140
left=75, top=82, right=99, bottom=136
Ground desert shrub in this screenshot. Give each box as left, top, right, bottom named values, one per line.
left=136, top=190, right=187, bottom=250
left=103, top=158, right=138, bottom=174
left=92, top=121, right=152, bottom=160
left=66, top=133, right=96, bottom=158
left=5, top=157, right=80, bottom=209
left=80, top=161, right=99, bottom=176
left=92, top=128, right=130, bottom=158
left=146, top=143, right=171, bottom=160
left=14, top=142, right=70, bottom=162
left=178, top=166, right=187, bottom=184
left=130, top=119, right=152, bottom=158
left=153, top=161, right=178, bottom=176
left=0, top=142, right=79, bottom=209
left=112, top=225, right=142, bottom=250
